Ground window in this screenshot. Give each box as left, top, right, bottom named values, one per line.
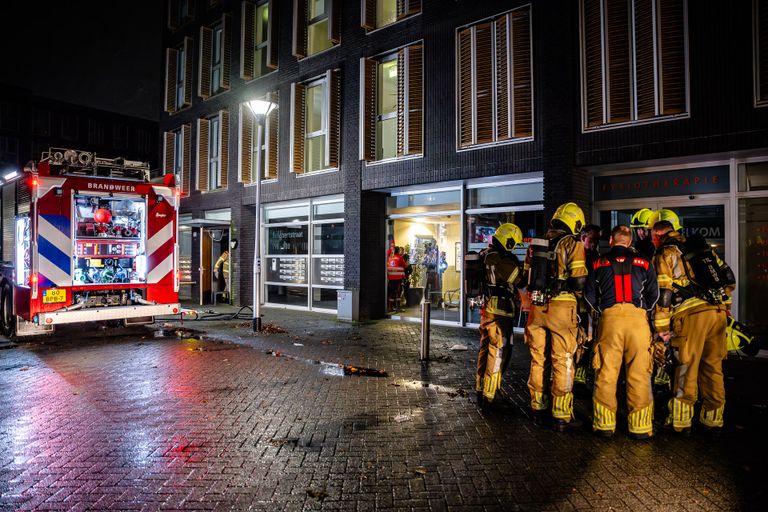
left=291, top=71, right=340, bottom=173
left=87, top=119, right=105, bottom=146
left=0, top=102, right=20, bottom=131
left=241, top=0, right=278, bottom=80
left=60, top=114, right=79, bottom=141
left=32, top=109, right=50, bottom=136
left=168, top=0, right=194, bottom=29
left=199, top=15, right=231, bottom=99
left=581, top=0, right=688, bottom=129
left=197, top=111, right=229, bottom=191
left=361, top=0, right=421, bottom=31
left=457, top=6, right=532, bottom=149
left=241, top=92, right=279, bottom=183
left=292, top=0, right=340, bottom=58
left=360, top=43, right=423, bottom=161
left=756, top=0, right=768, bottom=106
left=165, top=38, right=193, bottom=113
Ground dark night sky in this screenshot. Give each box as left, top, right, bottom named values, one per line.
left=0, top=2, right=163, bottom=121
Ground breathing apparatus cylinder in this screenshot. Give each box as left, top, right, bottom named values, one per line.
left=528, top=238, right=554, bottom=306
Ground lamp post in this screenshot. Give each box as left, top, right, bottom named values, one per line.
left=245, top=98, right=277, bottom=332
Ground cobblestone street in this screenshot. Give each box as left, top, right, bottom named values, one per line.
left=1, top=307, right=767, bottom=511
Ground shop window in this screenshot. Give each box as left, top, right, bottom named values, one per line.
left=291, top=71, right=341, bottom=174
left=738, top=197, right=768, bottom=348
left=293, top=0, right=340, bottom=58
left=467, top=181, right=544, bottom=209
left=199, top=16, right=231, bottom=99
left=739, top=161, right=768, bottom=191
left=756, top=0, right=768, bottom=106
left=361, top=0, right=421, bottom=31
left=457, top=6, right=532, bottom=149
left=164, top=124, right=191, bottom=196
left=265, top=204, right=310, bottom=223
left=581, top=0, right=688, bottom=129
left=197, top=111, right=229, bottom=192
left=241, top=91, right=279, bottom=183
left=242, top=0, right=278, bottom=80
left=387, top=189, right=461, bottom=215
left=168, top=0, right=195, bottom=29
left=360, top=43, right=423, bottom=162
left=165, top=38, right=193, bottom=113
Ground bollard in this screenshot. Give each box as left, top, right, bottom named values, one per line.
left=420, top=302, right=431, bottom=361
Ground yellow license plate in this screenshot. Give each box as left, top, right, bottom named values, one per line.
left=43, top=289, right=66, bottom=304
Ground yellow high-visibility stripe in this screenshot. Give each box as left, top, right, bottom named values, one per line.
left=628, top=403, right=654, bottom=434
left=668, top=398, right=693, bottom=428
left=593, top=401, right=615, bottom=431
left=700, top=403, right=725, bottom=428
left=552, top=393, right=573, bottom=419
left=531, top=391, right=549, bottom=411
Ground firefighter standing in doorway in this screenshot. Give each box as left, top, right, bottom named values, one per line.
left=651, top=209, right=735, bottom=434
left=214, top=250, right=230, bottom=296
left=524, top=202, right=588, bottom=431
left=585, top=225, right=659, bottom=439
left=630, top=208, right=656, bottom=261
left=476, top=223, right=524, bottom=407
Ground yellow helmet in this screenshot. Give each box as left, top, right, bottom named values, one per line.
left=493, top=223, right=524, bottom=251
left=551, top=202, right=585, bottom=235
left=630, top=208, right=654, bottom=229
left=648, top=209, right=682, bottom=231
left=726, top=316, right=756, bottom=354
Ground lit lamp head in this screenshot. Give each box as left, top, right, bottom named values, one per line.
left=245, top=99, right=277, bottom=117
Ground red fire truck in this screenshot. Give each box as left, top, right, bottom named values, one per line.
left=0, top=148, right=180, bottom=337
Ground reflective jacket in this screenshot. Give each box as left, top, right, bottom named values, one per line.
left=652, top=231, right=733, bottom=332
left=584, top=246, right=659, bottom=313
left=482, top=249, right=521, bottom=317
left=387, top=254, right=406, bottom=281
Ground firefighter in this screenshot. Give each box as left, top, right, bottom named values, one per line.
left=630, top=208, right=656, bottom=261
left=651, top=209, right=736, bottom=434
left=476, top=223, right=524, bottom=407
left=213, top=250, right=230, bottom=295
left=524, top=202, right=588, bottom=431
left=585, top=225, right=659, bottom=439
left=387, top=246, right=406, bottom=312
left=574, top=224, right=602, bottom=388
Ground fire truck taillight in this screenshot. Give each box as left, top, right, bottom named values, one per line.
left=30, top=273, right=39, bottom=299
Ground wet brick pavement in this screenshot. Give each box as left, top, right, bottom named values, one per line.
left=1, top=306, right=767, bottom=511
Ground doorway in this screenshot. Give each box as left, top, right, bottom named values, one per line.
left=201, top=227, right=230, bottom=305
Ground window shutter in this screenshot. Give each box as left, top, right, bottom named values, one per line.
left=458, top=27, right=473, bottom=147
left=474, top=22, right=494, bottom=145
left=165, top=48, right=179, bottom=113
left=241, top=105, right=254, bottom=183
left=164, top=131, right=176, bottom=173
left=221, top=14, right=232, bottom=90
left=266, top=90, right=279, bottom=179
left=183, top=37, right=194, bottom=106
left=291, top=82, right=306, bottom=173
left=406, top=44, right=423, bottom=155
left=326, top=69, right=341, bottom=168
left=605, top=0, right=631, bottom=123
left=360, top=58, right=377, bottom=161
left=396, top=49, right=406, bottom=157
left=329, top=0, right=341, bottom=44
left=168, top=0, right=178, bottom=30
left=511, top=7, right=532, bottom=137
left=495, top=15, right=510, bottom=140
left=241, top=1, right=255, bottom=80
left=759, top=0, right=768, bottom=103
left=657, top=0, right=686, bottom=115
left=292, top=0, right=308, bottom=58
left=583, top=0, right=604, bottom=127
left=181, top=123, right=191, bottom=196
left=407, top=0, right=421, bottom=16
left=634, top=0, right=656, bottom=119
left=199, top=26, right=213, bottom=99
left=219, top=110, right=229, bottom=187
left=267, top=0, right=279, bottom=69
left=361, top=0, right=376, bottom=30
left=197, top=118, right=210, bottom=191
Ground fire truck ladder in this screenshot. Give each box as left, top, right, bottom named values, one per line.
left=39, top=148, right=150, bottom=182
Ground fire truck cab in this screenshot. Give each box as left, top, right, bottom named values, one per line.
left=0, top=148, right=180, bottom=337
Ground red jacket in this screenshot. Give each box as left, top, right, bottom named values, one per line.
left=387, top=254, right=406, bottom=280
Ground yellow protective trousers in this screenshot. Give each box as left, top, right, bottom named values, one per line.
left=592, top=304, right=654, bottom=435
left=525, top=301, right=578, bottom=419
left=667, top=304, right=728, bottom=430
left=477, top=313, right=514, bottom=401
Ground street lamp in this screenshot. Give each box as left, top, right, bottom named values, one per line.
left=245, top=98, right=277, bottom=332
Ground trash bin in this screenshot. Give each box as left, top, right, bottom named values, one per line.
left=337, top=289, right=359, bottom=321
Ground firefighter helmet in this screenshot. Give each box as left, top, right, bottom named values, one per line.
left=726, top=316, right=756, bottom=354
left=551, top=202, right=585, bottom=235
left=630, top=208, right=654, bottom=229
left=649, top=209, right=682, bottom=231
left=493, top=223, right=524, bottom=251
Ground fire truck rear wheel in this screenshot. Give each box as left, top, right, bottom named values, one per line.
left=1, top=283, right=14, bottom=337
